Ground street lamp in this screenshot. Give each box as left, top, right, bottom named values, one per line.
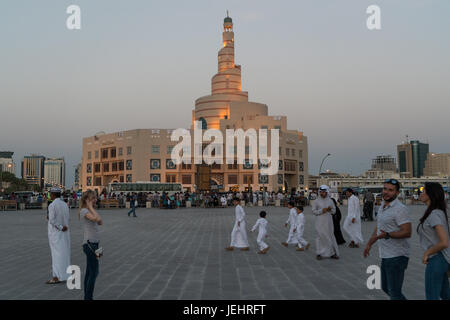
left=319, top=153, right=331, bottom=175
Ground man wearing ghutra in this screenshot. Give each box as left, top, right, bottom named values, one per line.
left=312, top=185, right=340, bottom=260
left=343, top=188, right=364, bottom=248
left=46, top=187, right=71, bottom=284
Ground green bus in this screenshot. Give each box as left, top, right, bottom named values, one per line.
left=107, top=182, right=183, bottom=195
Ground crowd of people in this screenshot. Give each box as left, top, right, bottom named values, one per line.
left=92, top=190, right=310, bottom=210
left=30, top=179, right=450, bottom=300
left=223, top=180, right=449, bottom=300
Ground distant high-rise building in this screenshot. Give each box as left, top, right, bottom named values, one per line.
left=44, top=158, right=66, bottom=188
left=424, top=153, right=450, bottom=177
left=411, top=140, right=429, bottom=178
left=0, top=151, right=15, bottom=174
left=397, top=143, right=413, bottom=178
left=74, top=163, right=81, bottom=190
left=22, top=155, right=45, bottom=188
left=371, top=155, right=396, bottom=172
left=397, top=140, right=429, bottom=178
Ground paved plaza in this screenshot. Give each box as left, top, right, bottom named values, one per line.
left=0, top=204, right=430, bottom=300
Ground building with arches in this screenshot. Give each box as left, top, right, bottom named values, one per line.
left=81, top=14, right=308, bottom=194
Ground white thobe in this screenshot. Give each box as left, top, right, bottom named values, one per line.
left=230, top=205, right=249, bottom=248
left=48, top=198, right=71, bottom=281
left=343, top=194, right=364, bottom=244
left=294, top=213, right=309, bottom=248
left=312, top=196, right=339, bottom=257
left=286, top=208, right=298, bottom=244
left=251, top=218, right=268, bottom=251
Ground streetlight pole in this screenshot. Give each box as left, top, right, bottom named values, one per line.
left=319, top=153, right=331, bottom=175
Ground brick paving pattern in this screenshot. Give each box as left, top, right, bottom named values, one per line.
left=0, top=205, right=429, bottom=299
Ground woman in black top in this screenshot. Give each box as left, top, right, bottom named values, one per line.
left=331, top=198, right=346, bottom=245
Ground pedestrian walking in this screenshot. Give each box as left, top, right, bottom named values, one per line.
left=281, top=201, right=297, bottom=247
left=418, top=182, right=450, bottom=300
left=251, top=211, right=269, bottom=254
left=225, top=198, right=249, bottom=251
left=364, top=179, right=412, bottom=300
left=312, top=185, right=339, bottom=260
left=343, top=188, right=364, bottom=248
left=331, top=197, right=346, bottom=245
left=293, top=206, right=310, bottom=252
left=127, top=193, right=137, bottom=217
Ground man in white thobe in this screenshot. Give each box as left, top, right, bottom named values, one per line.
left=282, top=201, right=298, bottom=247
left=343, top=188, right=364, bottom=248
left=46, top=187, right=70, bottom=284
left=226, top=198, right=249, bottom=251
left=312, top=185, right=339, bottom=260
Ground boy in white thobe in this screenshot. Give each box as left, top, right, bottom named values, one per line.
left=46, top=188, right=71, bottom=284
left=251, top=211, right=269, bottom=254
left=221, top=196, right=227, bottom=208
left=282, top=201, right=297, bottom=247
left=294, top=206, right=310, bottom=251
left=343, top=188, right=364, bottom=248
left=252, top=211, right=269, bottom=254
left=225, top=198, right=249, bottom=251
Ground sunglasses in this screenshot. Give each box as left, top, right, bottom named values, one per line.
left=384, top=179, right=399, bottom=185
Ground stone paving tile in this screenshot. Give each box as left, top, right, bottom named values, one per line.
left=0, top=205, right=432, bottom=299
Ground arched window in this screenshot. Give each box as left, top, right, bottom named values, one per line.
left=199, top=117, right=207, bottom=130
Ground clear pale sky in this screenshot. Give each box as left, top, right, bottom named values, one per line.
left=1, top=0, right=449, bottom=188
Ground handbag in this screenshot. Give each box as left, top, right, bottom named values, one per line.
left=87, top=240, right=103, bottom=259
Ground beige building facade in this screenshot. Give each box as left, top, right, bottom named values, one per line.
left=44, top=158, right=66, bottom=188
left=424, top=153, right=450, bottom=177
left=397, top=143, right=413, bottom=178
left=309, top=172, right=449, bottom=193
left=0, top=151, right=15, bottom=174
left=81, top=15, right=308, bottom=193
left=21, top=155, right=45, bottom=188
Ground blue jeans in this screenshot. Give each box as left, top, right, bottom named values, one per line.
left=425, top=252, right=450, bottom=300
left=381, top=256, right=409, bottom=300
left=128, top=203, right=137, bottom=217
left=83, top=243, right=99, bottom=300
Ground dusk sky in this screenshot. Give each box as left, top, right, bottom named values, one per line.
left=1, top=0, right=449, bottom=188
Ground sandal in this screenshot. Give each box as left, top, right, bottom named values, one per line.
left=330, top=254, right=340, bottom=260
left=45, top=278, right=61, bottom=284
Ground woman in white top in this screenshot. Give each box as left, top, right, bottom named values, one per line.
left=418, top=182, right=450, bottom=300
left=79, top=190, right=103, bottom=300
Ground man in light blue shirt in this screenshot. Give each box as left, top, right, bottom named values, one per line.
left=364, top=179, right=412, bottom=300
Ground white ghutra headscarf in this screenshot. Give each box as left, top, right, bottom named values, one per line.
left=319, top=185, right=330, bottom=197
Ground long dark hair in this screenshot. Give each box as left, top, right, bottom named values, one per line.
left=417, top=182, right=449, bottom=233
